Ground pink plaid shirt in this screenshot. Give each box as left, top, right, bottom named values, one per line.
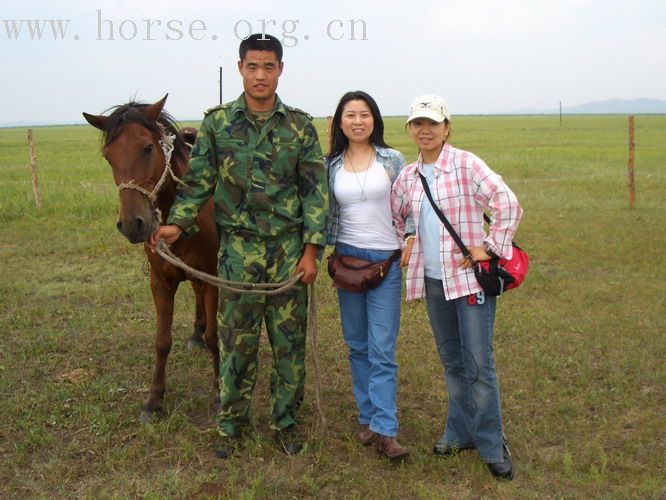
left=391, top=143, right=523, bottom=301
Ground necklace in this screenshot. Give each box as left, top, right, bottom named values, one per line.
left=345, top=149, right=374, bottom=201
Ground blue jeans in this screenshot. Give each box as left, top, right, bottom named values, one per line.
left=336, top=242, right=402, bottom=437
left=425, top=277, right=504, bottom=463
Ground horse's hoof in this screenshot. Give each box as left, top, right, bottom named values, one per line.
left=139, top=408, right=165, bottom=423
left=187, top=338, right=206, bottom=351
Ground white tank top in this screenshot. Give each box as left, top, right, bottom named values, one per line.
left=334, top=161, right=399, bottom=250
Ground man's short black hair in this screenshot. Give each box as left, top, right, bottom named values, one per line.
left=239, top=33, right=283, bottom=62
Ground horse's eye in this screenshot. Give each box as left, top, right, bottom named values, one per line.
left=143, top=144, right=153, bottom=155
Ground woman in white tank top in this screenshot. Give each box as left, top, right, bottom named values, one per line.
left=325, top=91, right=411, bottom=460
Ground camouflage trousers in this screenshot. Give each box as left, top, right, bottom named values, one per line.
left=215, top=231, right=308, bottom=437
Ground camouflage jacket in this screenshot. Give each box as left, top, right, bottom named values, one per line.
left=168, top=94, right=328, bottom=246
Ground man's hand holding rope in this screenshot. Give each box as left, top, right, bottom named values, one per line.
left=149, top=224, right=182, bottom=252
left=296, top=243, right=319, bottom=285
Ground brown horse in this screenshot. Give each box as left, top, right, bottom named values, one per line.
left=83, top=95, right=220, bottom=421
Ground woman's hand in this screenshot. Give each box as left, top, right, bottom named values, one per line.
left=400, top=237, right=415, bottom=267
left=455, top=246, right=492, bottom=269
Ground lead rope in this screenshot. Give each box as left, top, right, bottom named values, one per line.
left=308, top=282, right=327, bottom=429
left=155, top=241, right=302, bottom=295
left=156, top=241, right=326, bottom=427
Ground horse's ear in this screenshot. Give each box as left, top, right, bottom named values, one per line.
left=144, top=94, right=169, bottom=123
left=82, top=112, right=108, bottom=131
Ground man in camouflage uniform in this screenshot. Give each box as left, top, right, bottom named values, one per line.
left=151, top=34, right=328, bottom=457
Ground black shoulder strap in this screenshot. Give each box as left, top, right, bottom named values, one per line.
left=418, top=171, right=472, bottom=260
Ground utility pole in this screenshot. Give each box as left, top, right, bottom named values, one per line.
left=219, top=66, right=223, bottom=105
left=628, top=116, right=635, bottom=208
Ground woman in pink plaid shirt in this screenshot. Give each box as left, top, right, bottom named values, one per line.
left=391, top=95, right=523, bottom=480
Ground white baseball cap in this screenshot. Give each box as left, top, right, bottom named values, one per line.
left=406, top=94, right=451, bottom=124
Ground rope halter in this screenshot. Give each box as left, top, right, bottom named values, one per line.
left=117, top=122, right=186, bottom=224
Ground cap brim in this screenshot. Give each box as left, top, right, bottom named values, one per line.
left=406, top=109, right=447, bottom=124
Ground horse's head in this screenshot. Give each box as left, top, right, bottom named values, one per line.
left=83, top=95, right=186, bottom=244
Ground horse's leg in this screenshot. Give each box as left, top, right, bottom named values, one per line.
left=190, top=279, right=221, bottom=409
left=141, top=273, right=177, bottom=422
left=203, top=283, right=221, bottom=410
left=187, top=279, right=207, bottom=350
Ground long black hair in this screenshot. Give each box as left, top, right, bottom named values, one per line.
left=327, top=91, right=391, bottom=160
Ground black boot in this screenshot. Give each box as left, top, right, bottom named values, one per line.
left=275, top=425, right=303, bottom=455
left=215, top=433, right=241, bottom=459
left=486, top=439, right=514, bottom=480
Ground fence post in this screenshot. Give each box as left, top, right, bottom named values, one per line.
left=27, top=128, right=42, bottom=210
left=627, top=116, right=635, bottom=209
left=326, top=116, right=333, bottom=142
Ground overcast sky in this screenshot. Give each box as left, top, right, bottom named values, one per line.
left=2, top=0, right=665, bottom=124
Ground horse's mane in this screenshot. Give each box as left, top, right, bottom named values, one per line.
left=99, top=101, right=189, bottom=164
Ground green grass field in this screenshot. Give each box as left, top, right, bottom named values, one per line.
left=1, top=114, right=665, bottom=498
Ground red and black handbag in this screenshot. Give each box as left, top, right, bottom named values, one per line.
left=418, top=172, right=528, bottom=296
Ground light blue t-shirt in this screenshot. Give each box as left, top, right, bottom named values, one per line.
left=419, top=162, right=442, bottom=279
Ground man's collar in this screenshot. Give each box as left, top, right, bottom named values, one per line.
left=231, top=93, right=287, bottom=117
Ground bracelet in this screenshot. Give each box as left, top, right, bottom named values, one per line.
left=404, top=235, right=416, bottom=244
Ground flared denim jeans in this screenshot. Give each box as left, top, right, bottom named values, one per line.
left=425, top=277, right=505, bottom=463
left=336, top=242, right=402, bottom=437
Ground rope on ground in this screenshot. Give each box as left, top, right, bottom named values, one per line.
left=308, top=283, right=327, bottom=429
